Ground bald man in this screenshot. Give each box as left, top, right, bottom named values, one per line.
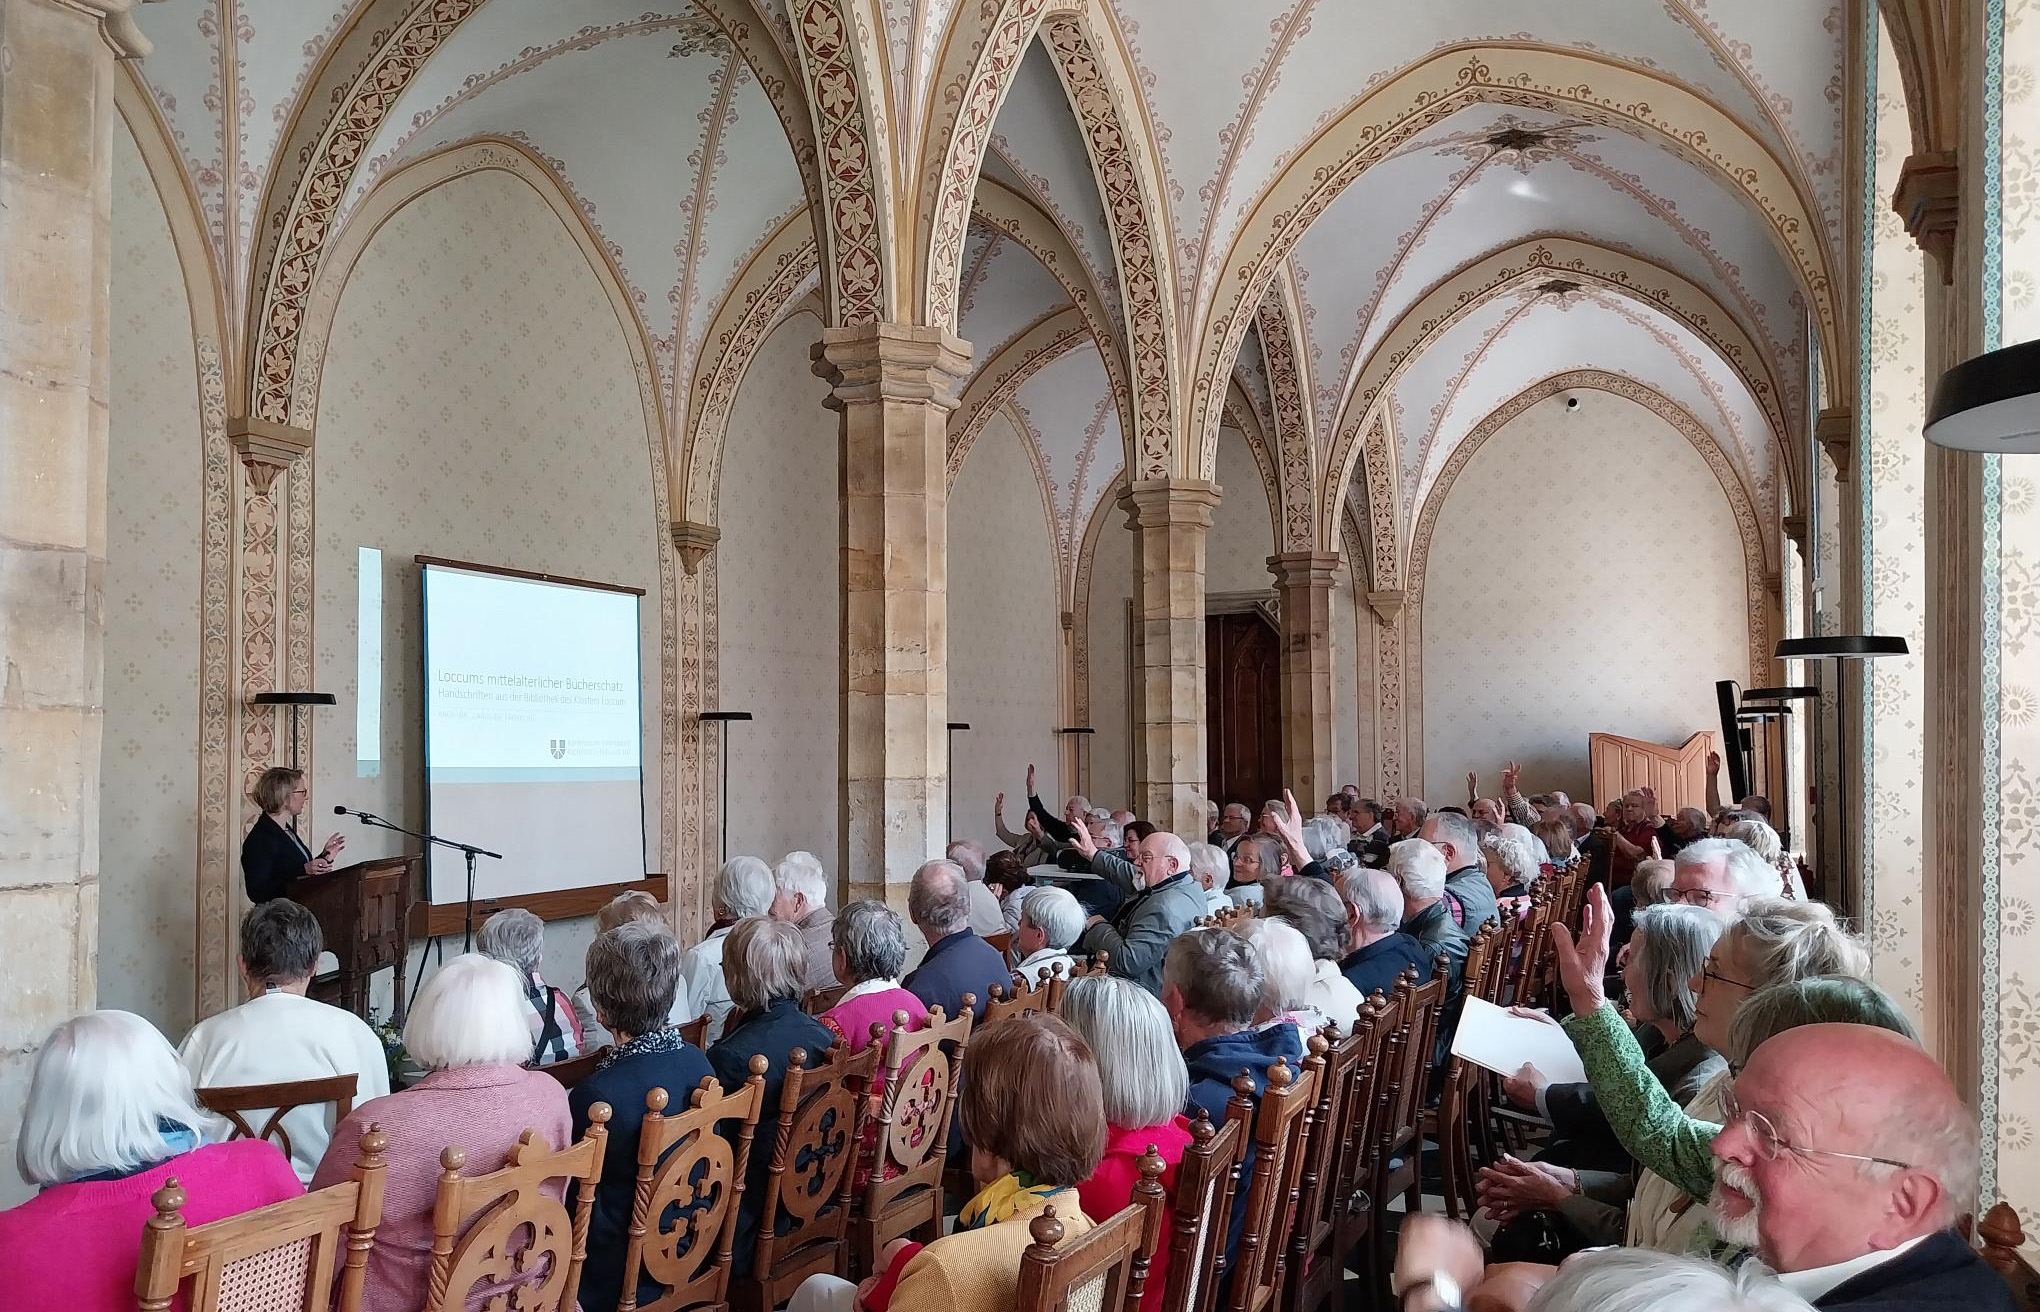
left=1711, top=1023, right=2011, bottom=1311
left=1066, top=823, right=1207, bottom=994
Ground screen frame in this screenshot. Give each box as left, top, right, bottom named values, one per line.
left=412, top=554, right=659, bottom=930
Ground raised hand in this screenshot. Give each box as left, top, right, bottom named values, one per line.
left=1466, top=770, right=1478, bottom=799
left=1392, top=1215, right=1485, bottom=1312
left=1501, top=760, right=1522, bottom=795
left=1068, top=817, right=1098, bottom=859
left=1548, top=883, right=1613, bottom=1015
left=321, top=832, right=346, bottom=858
left=1273, top=788, right=1311, bottom=865
left=1026, top=763, right=1037, bottom=796
left=1024, top=809, right=1044, bottom=839
left=1706, top=749, right=1722, bottom=777
left=994, top=791, right=1006, bottom=821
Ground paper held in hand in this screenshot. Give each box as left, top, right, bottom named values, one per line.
left=1449, top=996, right=1588, bottom=1084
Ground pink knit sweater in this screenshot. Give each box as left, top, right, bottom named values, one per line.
left=0, top=1138, right=302, bottom=1312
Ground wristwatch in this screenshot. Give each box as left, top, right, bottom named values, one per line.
left=1391, top=1271, right=1463, bottom=1312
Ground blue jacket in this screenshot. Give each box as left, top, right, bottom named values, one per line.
left=708, top=997, right=836, bottom=1278
left=570, top=1039, right=716, bottom=1312
left=1444, top=865, right=1500, bottom=934
left=1180, top=1022, right=1304, bottom=1285
left=1340, top=932, right=1438, bottom=1000
left=904, top=929, right=1010, bottom=1021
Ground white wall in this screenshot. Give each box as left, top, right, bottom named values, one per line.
left=1207, top=428, right=1279, bottom=595
left=716, top=310, right=841, bottom=873
left=99, top=123, right=203, bottom=1035
left=311, top=169, right=665, bottom=1001
left=1421, top=390, right=1750, bottom=801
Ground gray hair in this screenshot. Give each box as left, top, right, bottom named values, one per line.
left=1674, top=837, right=1784, bottom=903
left=1162, top=927, right=1264, bottom=1028
left=774, top=850, right=829, bottom=906
left=1265, top=877, right=1348, bottom=962
left=1222, top=803, right=1251, bottom=822
left=724, top=916, right=808, bottom=1010
left=1386, top=838, right=1446, bottom=901
left=585, top=920, right=682, bottom=1037
left=1337, top=866, right=1405, bottom=935
left=1730, top=898, right=1871, bottom=1005
left=1098, top=819, right=1125, bottom=849
left=717, top=855, right=777, bottom=919
left=405, top=953, right=534, bottom=1070
left=834, top=900, right=908, bottom=983
left=1524, top=1247, right=1816, bottom=1312
left=1728, top=975, right=1919, bottom=1062
left=1060, top=975, right=1190, bottom=1129
left=17, top=1011, right=213, bottom=1186
left=1301, top=816, right=1344, bottom=862
left=1628, top=904, right=1723, bottom=1033
left=1186, top=841, right=1231, bottom=891
left=1239, top=918, right=1313, bottom=1013
left=1480, top=827, right=1544, bottom=889
left=1724, top=817, right=1783, bottom=862
left=239, top=898, right=323, bottom=983
left=909, top=859, right=972, bottom=935
left=946, top=839, right=988, bottom=881
left=1424, top=809, right=1481, bottom=865
left=475, top=907, right=544, bottom=976
left=1020, top=885, right=1085, bottom=950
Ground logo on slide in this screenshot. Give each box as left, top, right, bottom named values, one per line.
left=549, top=739, right=568, bottom=760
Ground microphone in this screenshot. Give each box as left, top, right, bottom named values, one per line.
left=334, top=804, right=346, bottom=815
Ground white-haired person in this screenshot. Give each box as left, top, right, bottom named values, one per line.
left=569, top=889, right=682, bottom=1048
left=772, top=849, right=838, bottom=991
left=1061, top=975, right=1195, bottom=1312
left=0, top=1011, right=301, bottom=1312
left=685, top=854, right=778, bottom=1044
left=1227, top=833, right=1281, bottom=908
left=1265, top=876, right=1366, bottom=1035
left=1012, top=885, right=1084, bottom=987
left=1666, top=837, right=1784, bottom=925
left=1237, top=917, right=1337, bottom=1038
left=1186, top=841, right=1234, bottom=914
left=475, top=906, right=583, bottom=1064
left=1482, top=824, right=1545, bottom=903
left=312, top=953, right=571, bottom=1312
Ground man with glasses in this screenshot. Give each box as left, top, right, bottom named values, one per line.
left=1666, top=837, right=1783, bottom=925
left=1710, top=1023, right=2011, bottom=1311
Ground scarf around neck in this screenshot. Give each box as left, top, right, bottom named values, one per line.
left=598, top=1024, right=691, bottom=1072
left=958, top=1171, right=1067, bottom=1230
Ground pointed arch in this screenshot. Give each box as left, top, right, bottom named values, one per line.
left=947, top=306, right=1092, bottom=482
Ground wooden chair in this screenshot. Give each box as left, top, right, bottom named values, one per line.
left=135, top=1122, right=387, bottom=1312
left=1427, top=925, right=1504, bottom=1219
left=983, top=973, right=1050, bottom=1025
left=1222, top=1051, right=1319, bottom=1312
left=677, top=1014, right=712, bottom=1048
left=855, top=1005, right=972, bottom=1273
left=423, top=1105, right=611, bottom=1312
left=539, top=1047, right=610, bottom=1089
left=1367, top=961, right=1448, bottom=1297
left=1979, top=1204, right=2040, bottom=1310
left=731, top=1042, right=882, bottom=1312
left=1042, top=957, right=1084, bottom=1011
left=1015, top=1177, right=1164, bottom=1312
left=1281, top=1019, right=1375, bottom=1312
left=985, top=930, right=1014, bottom=957
left=801, top=984, right=849, bottom=1017
left=195, top=1072, right=358, bottom=1164
left=1329, top=991, right=1397, bottom=1300
left=616, top=1066, right=768, bottom=1312
left=1160, top=1109, right=1246, bottom=1312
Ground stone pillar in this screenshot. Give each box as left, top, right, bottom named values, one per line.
left=0, top=0, right=145, bottom=1199
left=1119, top=479, right=1221, bottom=839
left=1367, top=590, right=1408, bottom=798
left=1268, top=552, right=1339, bottom=808
left=813, top=324, right=970, bottom=909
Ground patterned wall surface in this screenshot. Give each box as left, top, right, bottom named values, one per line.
left=716, top=310, right=842, bottom=869
left=948, top=410, right=1062, bottom=849
left=309, top=169, right=665, bottom=1000
left=101, top=125, right=204, bottom=1037
left=1867, top=22, right=1928, bottom=1024
left=1421, top=391, right=1749, bottom=802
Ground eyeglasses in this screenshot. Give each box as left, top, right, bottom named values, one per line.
left=1671, top=885, right=1726, bottom=906
left=1701, top=965, right=1758, bottom=991
left=1719, top=1088, right=1917, bottom=1170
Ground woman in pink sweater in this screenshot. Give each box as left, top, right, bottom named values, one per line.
left=312, top=953, right=572, bottom=1312
left=0, top=1010, right=303, bottom=1312
left=819, top=900, right=929, bottom=1054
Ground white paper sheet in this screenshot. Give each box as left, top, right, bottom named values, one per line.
left=1448, top=995, right=1588, bottom=1084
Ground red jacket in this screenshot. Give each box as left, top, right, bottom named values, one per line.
left=1076, top=1117, right=1195, bottom=1312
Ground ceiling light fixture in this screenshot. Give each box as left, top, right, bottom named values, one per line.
left=1484, top=126, right=1552, bottom=152
left=1926, top=339, right=2040, bottom=451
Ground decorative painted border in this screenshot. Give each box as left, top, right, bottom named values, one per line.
left=1980, top=0, right=2007, bottom=1205
left=789, top=0, right=893, bottom=325
left=1254, top=283, right=1317, bottom=552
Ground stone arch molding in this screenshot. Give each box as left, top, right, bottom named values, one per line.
left=1321, top=236, right=1790, bottom=568
left=1191, top=43, right=1843, bottom=487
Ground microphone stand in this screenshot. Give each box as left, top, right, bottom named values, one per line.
left=337, top=808, right=502, bottom=952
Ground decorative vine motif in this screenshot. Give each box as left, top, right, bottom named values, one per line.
left=1376, top=608, right=1405, bottom=798
left=1363, top=412, right=1400, bottom=590
left=791, top=0, right=887, bottom=324
left=1043, top=17, right=1175, bottom=478
left=925, top=0, right=1052, bottom=327
left=1254, top=293, right=1316, bottom=551
left=195, top=337, right=235, bottom=1019
left=251, top=0, right=485, bottom=424
left=946, top=319, right=1090, bottom=483
left=237, top=474, right=280, bottom=820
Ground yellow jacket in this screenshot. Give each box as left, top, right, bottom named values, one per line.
left=890, top=1192, right=1097, bottom=1312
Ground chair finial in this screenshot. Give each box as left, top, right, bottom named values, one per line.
left=149, top=1177, right=187, bottom=1220
left=645, top=1087, right=670, bottom=1114
left=357, top=1122, right=388, bottom=1162
left=1267, top=1057, right=1294, bottom=1089
left=748, top=1053, right=771, bottom=1078
left=1029, top=1203, right=1065, bottom=1248
left=589, top=1100, right=613, bottom=1126
left=440, top=1145, right=467, bottom=1173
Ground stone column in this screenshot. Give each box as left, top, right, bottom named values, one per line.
left=813, top=324, right=970, bottom=909
left=0, top=0, right=146, bottom=1198
left=1367, top=590, right=1408, bottom=798
left=1268, top=552, right=1340, bottom=807
left=1119, top=479, right=1221, bottom=839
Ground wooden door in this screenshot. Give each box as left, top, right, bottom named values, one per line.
left=1207, top=610, right=1282, bottom=814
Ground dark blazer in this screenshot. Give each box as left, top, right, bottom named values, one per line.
left=1816, top=1228, right=2017, bottom=1311
left=570, top=1040, right=717, bottom=1312
left=708, top=997, right=836, bottom=1280
left=241, top=811, right=313, bottom=903
left=903, top=929, right=1009, bottom=1021
left=1340, top=932, right=1438, bottom=999
left=1443, top=866, right=1500, bottom=933
left=1540, top=1031, right=1724, bottom=1174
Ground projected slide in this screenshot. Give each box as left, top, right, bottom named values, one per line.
left=421, top=561, right=645, bottom=903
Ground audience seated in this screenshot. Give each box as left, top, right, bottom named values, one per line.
left=1211, top=801, right=1254, bottom=853
left=946, top=839, right=1011, bottom=938
left=1067, top=826, right=1206, bottom=994
left=1667, top=837, right=1784, bottom=923
left=1227, top=833, right=1279, bottom=907
left=819, top=899, right=929, bottom=1053
left=773, top=850, right=839, bottom=992
left=572, top=920, right=714, bottom=1312
left=1388, top=838, right=1470, bottom=989
left=1011, top=885, right=1083, bottom=987
left=1352, top=798, right=1391, bottom=868
left=1162, top=928, right=1299, bottom=1123
left=1609, top=856, right=1674, bottom=955
left=1265, top=876, right=1366, bottom=1034
left=787, top=1014, right=1107, bottom=1312
left=311, top=952, right=571, bottom=1312
left=178, top=898, right=390, bottom=1182
left=686, top=855, right=777, bottom=1044
left=709, top=916, right=838, bottom=1278
left=903, top=859, right=1010, bottom=1020
left=1481, top=824, right=1544, bottom=902
left=983, top=848, right=1031, bottom=933
left=1060, top=975, right=1193, bottom=1312
left=475, top=906, right=584, bottom=1064
left=1335, top=865, right=1438, bottom=996
left=0, top=1010, right=302, bottom=1312
left=1238, top=917, right=1337, bottom=1037
left=1186, top=841, right=1236, bottom=914
left=571, top=890, right=687, bottom=1047
left=1420, top=809, right=1500, bottom=932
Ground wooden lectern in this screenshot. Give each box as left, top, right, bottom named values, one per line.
left=295, top=855, right=417, bottom=1023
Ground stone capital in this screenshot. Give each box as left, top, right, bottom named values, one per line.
left=1118, top=478, right=1222, bottom=532
left=670, top=520, right=720, bottom=574
left=1267, top=551, right=1341, bottom=591
left=1893, top=150, right=1958, bottom=283
left=1816, top=407, right=1853, bottom=482
left=812, top=323, right=972, bottom=410
left=1366, top=589, right=1405, bottom=623
left=1782, top=514, right=1808, bottom=553
left=227, top=417, right=310, bottom=497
